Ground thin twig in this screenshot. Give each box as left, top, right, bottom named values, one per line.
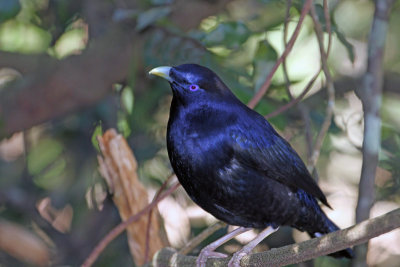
left=81, top=182, right=180, bottom=267
left=323, top=0, right=332, bottom=55
left=265, top=72, right=319, bottom=119
left=179, top=221, right=227, bottom=255
left=247, top=0, right=313, bottom=109
left=144, top=174, right=176, bottom=262
left=308, top=3, right=335, bottom=171
left=280, top=0, right=314, bottom=160
left=282, top=0, right=294, bottom=100
left=144, top=211, right=153, bottom=263
left=300, top=105, right=314, bottom=163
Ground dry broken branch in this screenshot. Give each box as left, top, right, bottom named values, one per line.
left=97, top=129, right=167, bottom=265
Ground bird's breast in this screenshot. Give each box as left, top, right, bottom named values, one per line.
left=167, top=108, right=235, bottom=184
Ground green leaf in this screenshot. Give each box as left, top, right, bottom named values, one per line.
left=117, top=112, right=131, bottom=137
left=91, top=124, right=103, bottom=152
left=122, top=86, right=134, bottom=115
left=0, top=21, right=52, bottom=53
left=28, top=139, right=63, bottom=176
left=136, top=6, right=171, bottom=31
left=54, top=28, right=87, bottom=59
left=0, top=0, right=21, bottom=23
left=33, top=158, right=67, bottom=190
left=202, top=21, right=251, bottom=49
left=253, top=40, right=278, bottom=92
left=333, top=26, right=355, bottom=63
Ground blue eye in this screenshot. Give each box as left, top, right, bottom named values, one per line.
left=189, top=84, right=199, bottom=91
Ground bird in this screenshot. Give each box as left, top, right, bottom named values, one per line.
left=149, top=63, right=353, bottom=266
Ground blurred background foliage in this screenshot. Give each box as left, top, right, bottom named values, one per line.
left=0, top=0, right=400, bottom=266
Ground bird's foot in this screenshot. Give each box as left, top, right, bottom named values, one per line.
left=195, top=227, right=251, bottom=267
left=227, top=249, right=251, bottom=267
left=227, top=226, right=279, bottom=267
left=196, top=249, right=227, bottom=267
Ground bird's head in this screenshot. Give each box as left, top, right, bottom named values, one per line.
left=149, top=64, right=235, bottom=105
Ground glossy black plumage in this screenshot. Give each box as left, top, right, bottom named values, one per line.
left=153, top=63, right=353, bottom=258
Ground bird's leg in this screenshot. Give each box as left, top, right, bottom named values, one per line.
left=228, top=226, right=279, bottom=267
left=196, top=226, right=252, bottom=267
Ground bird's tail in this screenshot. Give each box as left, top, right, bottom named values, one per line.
left=308, top=215, right=354, bottom=259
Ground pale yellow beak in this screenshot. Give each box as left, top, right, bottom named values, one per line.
left=149, top=66, right=172, bottom=82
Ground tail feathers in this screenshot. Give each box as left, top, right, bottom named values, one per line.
left=309, top=217, right=354, bottom=259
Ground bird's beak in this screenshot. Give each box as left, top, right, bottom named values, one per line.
left=149, top=66, right=173, bottom=82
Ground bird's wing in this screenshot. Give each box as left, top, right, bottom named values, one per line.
left=227, top=122, right=330, bottom=207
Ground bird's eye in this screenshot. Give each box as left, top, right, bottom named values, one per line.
left=189, top=84, right=199, bottom=91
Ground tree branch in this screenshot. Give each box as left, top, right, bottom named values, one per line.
left=354, top=0, right=394, bottom=265
left=0, top=26, right=133, bottom=138
left=150, top=208, right=400, bottom=267
left=0, top=0, right=234, bottom=139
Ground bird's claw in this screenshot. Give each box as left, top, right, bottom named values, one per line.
left=228, top=251, right=248, bottom=267
left=196, top=250, right=227, bottom=267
